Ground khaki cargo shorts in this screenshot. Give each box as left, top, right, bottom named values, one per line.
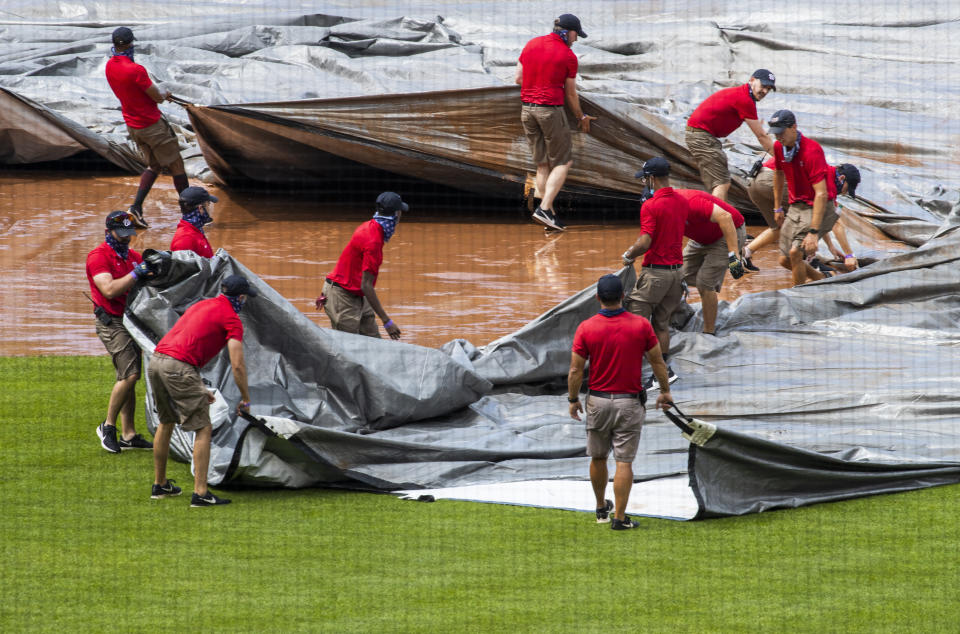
left=747, top=168, right=789, bottom=229
left=521, top=105, right=573, bottom=167
left=624, top=266, right=684, bottom=334
left=322, top=280, right=380, bottom=338
left=95, top=315, right=141, bottom=381
left=128, top=117, right=182, bottom=168
left=148, top=353, right=211, bottom=432
left=779, top=200, right=838, bottom=256
left=682, top=225, right=746, bottom=291
left=585, top=395, right=646, bottom=463
left=685, top=125, right=729, bottom=191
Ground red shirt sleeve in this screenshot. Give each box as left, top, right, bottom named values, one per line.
left=639, top=203, right=658, bottom=237
left=566, top=50, right=578, bottom=79
left=642, top=319, right=659, bottom=352
left=736, top=91, right=758, bottom=121
left=773, top=143, right=784, bottom=171
left=87, top=249, right=111, bottom=278
left=572, top=323, right=588, bottom=359
left=225, top=313, right=244, bottom=342
left=133, top=64, right=153, bottom=92
left=361, top=245, right=383, bottom=276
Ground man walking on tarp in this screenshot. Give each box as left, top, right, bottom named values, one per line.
left=621, top=157, right=687, bottom=389
left=317, top=192, right=405, bottom=340
left=86, top=210, right=156, bottom=454
left=516, top=13, right=596, bottom=232
left=686, top=69, right=777, bottom=202
left=171, top=186, right=218, bottom=257
left=675, top=189, right=746, bottom=335
left=149, top=275, right=257, bottom=507
left=105, top=26, right=189, bottom=229
left=568, top=274, right=674, bottom=531
left=768, top=110, right=840, bottom=285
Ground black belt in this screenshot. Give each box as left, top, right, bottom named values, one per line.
left=522, top=102, right=562, bottom=107
left=588, top=390, right=644, bottom=399
left=643, top=263, right=683, bottom=270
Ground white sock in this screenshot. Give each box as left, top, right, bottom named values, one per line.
left=744, top=245, right=752, bottom=258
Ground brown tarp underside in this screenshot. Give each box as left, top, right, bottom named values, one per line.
left=185, top=85, right=758, bottom=213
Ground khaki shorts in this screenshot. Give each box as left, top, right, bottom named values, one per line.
left=585, top=395, right=645, bottom=462
left=624, top=267, right=684, bottom=334
left=779, top=200, right=839, bottom=256
left=322, top=281, right=380, bottom=338
left=685, top=126, right=729, bottom=191
left=683, top=225, right=746, bottom=291
left=521, top=105, right=573, bottom=167
left=127, top=117, right=182, bottom=169
left=747, top=168, right=789, bottom=229
left=148, top=353, right=211, bottom=432
left=95, top=315, right=141, bottom=381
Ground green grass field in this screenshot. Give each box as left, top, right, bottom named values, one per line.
left=2, top=356, right=959, bottom=632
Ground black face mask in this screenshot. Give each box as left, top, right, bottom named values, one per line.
left=639, top=187, right=654, bottom=206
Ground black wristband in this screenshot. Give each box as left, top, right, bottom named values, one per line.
left=568, top=396, right=579, bottom=403
left=809, top=228, right=820, bottom=234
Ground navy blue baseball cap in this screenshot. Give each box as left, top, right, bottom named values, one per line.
left=376, top=191, right=408, bottom=215
left=596, top=274, right=623, bottom=300
left=222, top=274, right=259, bottom=297
left=635, top=156, right=671, bottom=178
left=836, top=164, right=861, bottom=198
left=112, top=27, right=135, bottom=46
left=557, top=14, right=587, bottom=38
left=105, top=210, right=137, bottom=237
left=752, top=68, right=776, bottom=90
left=179, top=186, right=219, bottom=209
left=767, top=109, right=797, bottom=135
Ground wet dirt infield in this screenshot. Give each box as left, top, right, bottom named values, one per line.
left=0, top=172, right=890, bottom=355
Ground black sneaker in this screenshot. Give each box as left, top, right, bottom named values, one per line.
left=644, top=366, right=678, bottom=392
left=595, top=499, right=614, bottom=523
left=191, top=491, right=232, bottom=507
left=119, top=433, right=153, bottom=450
left=151, top=480, right=182, bottom=499
left=128, top=204, right=149, bottom=229
left=97, top=422, right=121, bottom=454
left=742, top=256, right=759, bottom=272
left=531, top=206, right=564, bottom=231
left=611, top=516, right=641, bottom=530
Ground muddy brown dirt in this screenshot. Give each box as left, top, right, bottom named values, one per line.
left=0, top=172, right=888, bottom=355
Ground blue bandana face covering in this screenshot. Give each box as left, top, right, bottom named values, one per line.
left=110, top=45, right=135, bottom=62
left=783, top=131, right=802, bottom=163
left=227, top=295, right=245, bottom=314
left=373, top=213, right=398, bottom=242
left=183, top=206, right=212, bottom=233
left=557, top=29, right=570, bottom=43
left=105, top=230, right=130, bottom=260
left=599, top=307, right=626, bottom=317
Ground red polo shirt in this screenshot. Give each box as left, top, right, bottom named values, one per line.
left=687, top=84, right=758, bottom=139
left=518, top=33, right=578, bottom=105
left=639, top=187, right=687, bottom=267
left=773, top=133, right=830, bottom=206
left=573, top=311, right=659, bottom=393
left=677, top=189, right=745, bottom=245
left=86, top=242, right=143, bottom=317
left=154, top=295, right=244, bottom=368
left=826, top=165, right=839, bottom=202
left=327, top=219, right=385, bottom=296
left=171, top=220, right=213, bottom=258
left=105, top=54, right=162, bottom=129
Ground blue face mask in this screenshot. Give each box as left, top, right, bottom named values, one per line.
left=783, top=131, right=802, bottom=163
left=556, top=29, right=570, bottom=44
left=110, top=45, right=135, bottom=62
left=227, top=295, right=245, bottom=314
left=105, top=230, right=130, bottom=260
left=373, top=212, right=398, bottom=242
left=183, top=206, right=213, bottom=233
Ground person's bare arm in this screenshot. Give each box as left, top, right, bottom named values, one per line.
left=92, top=271, right=136, bottom=299
left=564, top=77, right=596, bottom=132
left=802, top=179, right=829, bottom=256
left=622, top=234, right=653, bottom=265
left=145, top=83, right=171, bottom=104
left=227, top=338, right=251, bottom=412
left=710, top=207, right=739, bottom=255
left=771, top=170, right=786, bottom=228
left=745, top=118, right=775, bottom=154
left=567, top=352, right=587, bottom=420
left=644, top=343, right=673, bottom=410
left=514, top=62, right=523, bottom=85
left=361, top=270, right=401, bottom=339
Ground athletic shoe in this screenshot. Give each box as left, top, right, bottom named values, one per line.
left=191, top=491, right=232, bottom=507
left=644, top=366, right=678, bottom=392
left=611, top=516, right=641, bottom=530
left=531, top=206, right=564, bottom=231
left=97, top=422, right=121, bottom=454
left=151, top=480, right=182, bottom=499
left=596, top=499, right=614, bottom=524
left=742, top=256, right=759, bottom=272
left=128, top=205, right=149, bottom=229
left=119, top=433, right=153, bottom=450
left=811, top=258, right=834, bottom=277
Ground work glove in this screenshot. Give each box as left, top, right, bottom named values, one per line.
left=728, top=253, right=745, bottom=279
left=131, top=262, right=155, bottom=279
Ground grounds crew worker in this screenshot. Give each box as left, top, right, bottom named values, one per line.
left=675, top=189, right=746, bottom=335
left=568, top=274, right=674, bottom=531
left=105, top=26, right=189, bottom=229
left=516, top=13, right=596, bottom=232
left=621, top=157, right=687, bottom=389
left=768, top=109, right=840, bottom=285
left=86, top=210, right=156, bottom=454
left=741, top=156, right=786, bottom=271
left=686, top=69, right=777, bottom=201
left=317, top=192, right=406, bottom=340
left=149, top=274, right=256, bottom=507
left=171, top=186, right=218, bottom=257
